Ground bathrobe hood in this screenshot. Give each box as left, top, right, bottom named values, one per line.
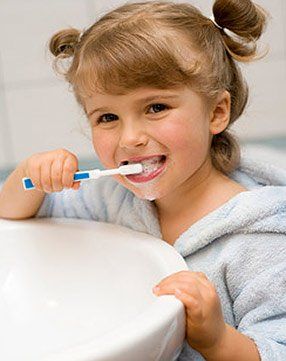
left=173, top=154, right=286, bottom=257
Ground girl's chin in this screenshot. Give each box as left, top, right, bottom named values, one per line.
left=135, top=191, right=159, bottom=201
left=114, top=171, right=168, bottom=201
left=125, top=182, right=165, bottom=201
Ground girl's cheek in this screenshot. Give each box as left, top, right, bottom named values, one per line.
left=92, top=133, right=115, bottom=165
left=154, top=121, right=190, bottom=152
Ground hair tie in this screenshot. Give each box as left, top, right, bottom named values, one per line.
left=79, top=30, right=85, bottom=42
left=209, top=15, right=224, bottom=30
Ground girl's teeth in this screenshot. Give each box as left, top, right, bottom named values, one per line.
left=140, top=156, right=165, bottom=174
left=122, top=156, right=166, bottom=175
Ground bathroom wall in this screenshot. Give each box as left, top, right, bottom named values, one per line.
left=0, top=0, right=285, bottom=170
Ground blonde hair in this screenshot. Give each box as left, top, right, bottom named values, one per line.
left=49, top=0, right=269, bottom=174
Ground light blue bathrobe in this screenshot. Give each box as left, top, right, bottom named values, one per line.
left=36, top=154, right=286, bottom=361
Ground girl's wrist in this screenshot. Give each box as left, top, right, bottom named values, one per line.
left=198, top=324, right=260, bottom=361
left=195, top=323, right=228, bottom=360
left=15, top=159, right=33, bottom=186
left=18, top=159, right=28, bottom=177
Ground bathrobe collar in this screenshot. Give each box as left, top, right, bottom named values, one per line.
left=135, top=154, right=286, bottom=258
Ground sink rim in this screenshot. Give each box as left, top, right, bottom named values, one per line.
left=0, top=217, right=188, bottom=361
left=44, top=296, right=184, bottom=361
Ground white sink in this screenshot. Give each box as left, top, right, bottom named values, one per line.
left=0, top=218, right=188, bottom=361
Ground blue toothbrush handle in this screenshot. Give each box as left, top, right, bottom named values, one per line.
left=73, top=172, right=90, bottom=181
left=22, top=171, right=90, bottom=190
left=22, top=178, right=35, bottom=190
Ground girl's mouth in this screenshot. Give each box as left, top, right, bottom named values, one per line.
left=121, top=155, right=167, bottom=183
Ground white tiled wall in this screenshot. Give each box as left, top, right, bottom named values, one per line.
left=0, top=0, right=95, bottom=168
left=0, top=0, right=285, bottom=168
left=0, top=0, right=91, bottom=84
left=5, top=81, right=92, bottom=161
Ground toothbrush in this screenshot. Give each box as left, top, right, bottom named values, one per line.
left=22, top=163, right=143, bottom=190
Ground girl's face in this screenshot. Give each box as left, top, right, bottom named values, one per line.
left=84, top=85, right=215, bottom=201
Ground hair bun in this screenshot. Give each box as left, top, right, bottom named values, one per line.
left=213, top=0, right=268, bottom=40
left=212, top=0, right=269, bottom=61
left=49, top=28, right=81, bottom=57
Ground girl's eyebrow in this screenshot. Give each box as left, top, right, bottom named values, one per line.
left=87, top=94, right=179, bottom=117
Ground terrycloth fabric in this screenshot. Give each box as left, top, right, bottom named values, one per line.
left=36, top=154, right=286, bottom=361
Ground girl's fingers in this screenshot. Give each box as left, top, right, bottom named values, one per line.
left=22, top=149, right=79, bottom=193
left=27, top=160, right=41, bottom=191
left=174, top=290, right=204, bottom=323
left=71, top=182, right=81, bottom=190
left=40, top=161, right=53, bottom=193
left=155, top=271, right=210, bottom=293
left=157, top=271, right=208, bottom=285
left=153, top=280, right=203, bottom=302
left=62, top=156, right=78, bottom=188
left=51, top=158, right=64, bottom=192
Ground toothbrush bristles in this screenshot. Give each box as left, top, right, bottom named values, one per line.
left=120, top=163, right=143, bottom=175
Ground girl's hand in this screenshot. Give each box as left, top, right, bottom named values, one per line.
left=21, top=148, right=80, bottom=193
left=152, top=271, right=227, bottom=354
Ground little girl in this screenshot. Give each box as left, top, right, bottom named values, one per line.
left=1, top=0, right=286, bottom=360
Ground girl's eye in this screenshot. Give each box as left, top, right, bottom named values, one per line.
left=148, top=103, right=168, bottom=114
left=95, top=103, right=168, bottom=124
left=96, top=113, right=118, bottom=124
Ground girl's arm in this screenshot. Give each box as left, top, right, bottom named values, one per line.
left=0, top=161, right=46, bottom=219
left=200, top=324, right=260, bottom=361
left=155, top=232, right=286, bottom=361
left=0, top=149, right=79, bottom=220
left=219, top=232, right=286, bottom=361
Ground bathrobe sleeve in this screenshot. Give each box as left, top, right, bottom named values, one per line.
left=35, top=177, right=130, bottom=222
left=226, top=232, right=286, bottom=361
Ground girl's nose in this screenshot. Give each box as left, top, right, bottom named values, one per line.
left=119, top=123, right=148, bottom=149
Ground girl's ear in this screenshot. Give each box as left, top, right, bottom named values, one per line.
left=209, top=90, right=231, bottom=135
